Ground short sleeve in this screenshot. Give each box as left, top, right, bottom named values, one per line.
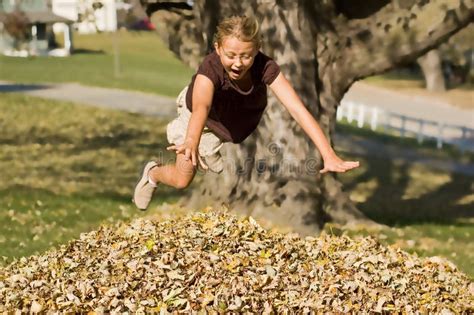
left=262, top=58, right=280, bottom=85
left=196, top=53, right=221, bottom=87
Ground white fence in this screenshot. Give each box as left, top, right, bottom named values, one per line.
left=337, top=100, right=474, bottom=152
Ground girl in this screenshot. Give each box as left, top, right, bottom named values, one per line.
left=133, top=15, right=359, bottom=210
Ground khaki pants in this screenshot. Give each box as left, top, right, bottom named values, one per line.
left=166, top=87, right=224, bottom=173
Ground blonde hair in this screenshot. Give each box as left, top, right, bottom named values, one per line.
left=214, top=15, right=262, bottom=49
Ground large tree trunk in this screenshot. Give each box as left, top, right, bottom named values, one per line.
left=418, top=49, right=447, bottom=92
left=186, top=1, right=369, bottom=234
left=144, top=0, right=473, bottom=234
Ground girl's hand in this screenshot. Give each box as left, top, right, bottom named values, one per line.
left=167, top=140, right=209, bottom=170
left=320, top=154, right=359, bottom=174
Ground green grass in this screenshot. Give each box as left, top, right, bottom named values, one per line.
left=0, top=32, right=194, bottom=97
left=366, top=71, right=473, bottom=91
left=365, top=71, right=424, bottom=86
left=0, top=93, right=184, bottom=262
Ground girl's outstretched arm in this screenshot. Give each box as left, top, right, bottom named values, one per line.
left=167, top=74, right=214, bottom=169
left=269, top=73, right=359, bottom=173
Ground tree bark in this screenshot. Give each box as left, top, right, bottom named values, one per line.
left=143, top=0, right=473, bottom=234
left=418, top=49, right=447, bottom=92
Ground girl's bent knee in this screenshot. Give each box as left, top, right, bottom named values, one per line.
left=174, top=178, right=192, bottom=190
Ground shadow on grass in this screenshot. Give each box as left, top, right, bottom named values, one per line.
left=72, top=48, right=105, bottom=55
left=456, top=82, right=474, bottom=91
left=0, top=83, right=52, bottom=93
left=336, top=122, right=474, bottom=226
left=73, top=130, right=157, bottom=151
left=342, top=152, right=474, bottom=226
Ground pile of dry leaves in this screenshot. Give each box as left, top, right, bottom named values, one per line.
left=1, top=210, right=473, bottom=313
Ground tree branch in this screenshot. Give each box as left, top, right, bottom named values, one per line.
left=142, top=1, right=192, bottom=17
left=342, top=0, right=473, bottom=80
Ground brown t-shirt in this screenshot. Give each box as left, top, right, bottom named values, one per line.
left=186, top=51, right=280, bottom=143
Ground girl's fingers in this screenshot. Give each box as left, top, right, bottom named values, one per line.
left=167, top=145, right=186, bottom=155
left=345, top=161, right=360, bottom=167
left=191, top=151, right=197, bottom=166
left=198, top=155, right=209, bottom=170
left=320, top=160, right=360, bottom=174
left=342, top=162, right=359, bottom=170
left=184, top=148, right=191, bottom=161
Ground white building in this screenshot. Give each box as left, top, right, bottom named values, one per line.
left=52, top=0, right=117, bottom=34
left=0, top=0, right=118, bottom=57
left=0, top=0, right=74, bottom=57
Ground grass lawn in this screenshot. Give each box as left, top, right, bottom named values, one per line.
left=1, top=93, right=473, bottom=279
left=0, top=31, right=193, bottom=97
left=0, top=93, right=185, bottom=262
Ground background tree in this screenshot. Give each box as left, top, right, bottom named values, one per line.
left=417, top=49, right=446, bottom=92
left=76, top=0, right=104, bottom=33
left=4, top=10, right=30, bottom=50
left=438, top=25, right=474, bottom=87
left=143, top=0, right=473, bottom=234
left=417, top=25, right=473, bottom=92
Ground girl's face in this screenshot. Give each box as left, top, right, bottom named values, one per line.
left=215, top=36, right=258, bottom=81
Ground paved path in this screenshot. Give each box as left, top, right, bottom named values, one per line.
left=1, top=80, right=473, bottom=175
left=0, top=81, right=176, bottom=117
left=343, top=82, right=474, bottom=128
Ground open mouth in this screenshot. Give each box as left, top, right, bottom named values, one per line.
left=230, top=69, right=242, bottom=76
